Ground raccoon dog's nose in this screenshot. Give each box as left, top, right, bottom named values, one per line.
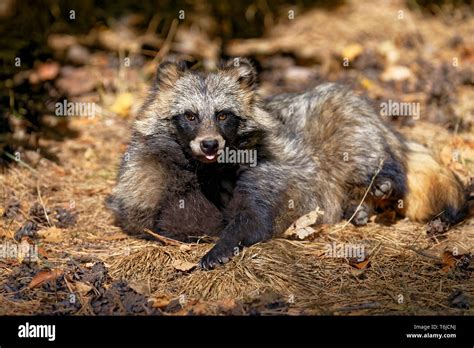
left=200, top=139, right=219, bottom=155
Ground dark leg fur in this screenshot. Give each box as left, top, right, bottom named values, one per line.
left=344, top=157, right=407, bottom=226
left=199, top=165, right=283, bottom=269
left=438, top=202, right=469, bottom=225
left=373, top=156, right=407, bottom=202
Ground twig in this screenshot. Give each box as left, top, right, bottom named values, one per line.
left=36, top=183, right=51, bottom=226
left=143, top=228, right=185, bottom=247
left=152, top=18, right=178, bottom=65
left=2, top=151, right=38, bottom=174
left=336, top=158, right=385, bottom=231
left=405, top=245, right=441, bottom=261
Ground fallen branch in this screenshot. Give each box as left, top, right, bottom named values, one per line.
left=143, top=228, right=186, bottom=247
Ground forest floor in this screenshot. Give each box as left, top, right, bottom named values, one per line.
left=0, top=0, right=473, bottom=315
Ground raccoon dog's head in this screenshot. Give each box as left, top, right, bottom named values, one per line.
left=148, top=58, right=259, bottom=164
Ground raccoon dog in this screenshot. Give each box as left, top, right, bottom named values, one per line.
left=107, top=58, right=468, bottom=269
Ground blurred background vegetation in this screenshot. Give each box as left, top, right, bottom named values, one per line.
left=1, top=0, right=473, bottom=167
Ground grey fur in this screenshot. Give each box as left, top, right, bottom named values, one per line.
left=107, top=58, right=463, bottom=269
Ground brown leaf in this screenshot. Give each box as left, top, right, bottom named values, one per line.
left=216, top=298, right=239, bottom=313
left=56, top=67, right=97, bottom=96
left=37, top=226, right=63, bottom=243
left=28, top=269, right=63, bottom=289
left=217, top=298, right=236, bottom=310
left=110, top=92, right=134, bottom=118
left=441, top=250, right=472, bottom=273
left=427, top=218, right=449, bottom=236
left=217, top=299, right=245, bottom=315
left=37, top=61, right=60, bottom=81
left=442, top=251, right=457, bottom=272
left=381, top=65, right=413, bottom=82
left=73, top=281, right=93, bottom=294
left=350, top=259, right=371, bottom=270
left=48, top=34, right=77, bottom=51
left=149, top=294, right=172, bottom=309
left=37, top=246, right=50, bottom=258
left=376, top=40, right=399, bottom=64
left=187, top=300, right=209, bottom=315
left=283, top=207, right=324, bottom=240
left=341, top=43, right=363, bottom=61
left=172, top=260, right=196, bottom=272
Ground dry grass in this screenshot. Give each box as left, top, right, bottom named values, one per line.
left=108, top=221, right=473, bottom=315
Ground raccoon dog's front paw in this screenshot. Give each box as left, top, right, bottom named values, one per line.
left=353, top=207, right=369, bottom=226
left=199, top=241, right=237, bottom=270
left=371, top=178, right=393, bottom=200
left=345, top=202, right=371, bottom=226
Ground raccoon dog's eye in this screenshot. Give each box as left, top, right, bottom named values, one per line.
left=185, top=112, right=197, bottom=122
left=217, top=113, right=228, bottom=121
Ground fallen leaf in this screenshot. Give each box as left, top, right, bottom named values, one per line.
left=36, top=61, right=60, bottom=81
left=73, top=281, right=93, bottom=294
left=217, top=298, right=236, bottom=311
left=97, top=28, right=141, bottom=53
left=359, top=77, right=375, bottom=90
left=37, top=226, right=63, bottom=243
left=341, top=43, right=363, bottom=61
left=441, top=250, right=472, bottom=273
left=381, top=65, right=413, bottom=82
left=427, top=218, right=449, bottom=236
left=28, top=269, right=63, bottom=289
left=188, top=301, right=209, bottom=315
left=110, top=92, right=134, bottom=118
left=66, top=44, right=91, bottom=65
left=48, top=34, right=77, bottom=51
left=56, top=67, right=97, bottom=96
left=377, top=40, right=399, bottom=64
left=350, top=259, right=371, bottom=270
left=172, top=260, right=196, bottom=272
left=37, top=246, right=50, bottom=258
left=441, top=251, right=457, bottom=272
left=84, top=148, right=95, bottom=160
left=283, top=207, right=324, bottom=240
left=217, top=298, right=245, bottom=315
left=149, top=294, right=172, bottom=309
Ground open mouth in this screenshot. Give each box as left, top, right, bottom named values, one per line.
left=197, top=153, right=218, bottom=163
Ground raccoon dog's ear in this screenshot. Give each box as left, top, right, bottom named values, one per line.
left=155, top=60, right=191, bottom=89
left=220, top=57, right=257, bottom=90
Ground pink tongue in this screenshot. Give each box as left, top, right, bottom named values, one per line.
left=205, top=154, right=216, bottom=160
